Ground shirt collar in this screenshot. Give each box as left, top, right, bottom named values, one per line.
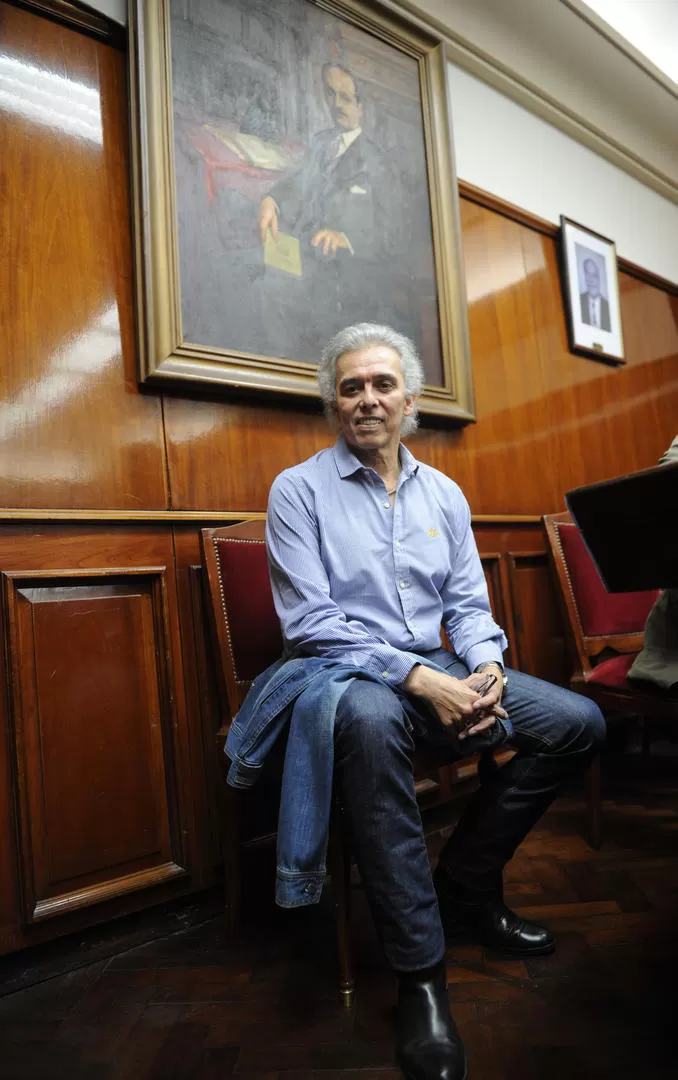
left=338, top=127, right=361, bottom=154
left=332, top=436, right=420, bottom=480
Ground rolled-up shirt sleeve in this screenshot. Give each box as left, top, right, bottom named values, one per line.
left=266, top=473, right=419, bottom=686
left=441, top=495, right=507, bottom=672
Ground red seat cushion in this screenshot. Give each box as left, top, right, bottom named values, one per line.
left=587, top=653, right=636, bottom=690
left=214, top=537, right=283, bottom=682
left=557, top=523, right=658, bottom=636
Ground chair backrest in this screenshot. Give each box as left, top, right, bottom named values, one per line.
left=200, top=519, right=283, bottom=716
left=544, top=510, right=659, bottom=679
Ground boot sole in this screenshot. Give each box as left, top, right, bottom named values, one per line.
left=401, top=1062, right=468, bottom=1080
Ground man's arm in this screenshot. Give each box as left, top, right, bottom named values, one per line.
left=266, top=473, right=418, bottom=686
left=440, top=497, right=507, bottom=675
left=267, top=472, right=507, bottom=733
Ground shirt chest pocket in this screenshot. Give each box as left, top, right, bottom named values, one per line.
left=401, top=524, right=451, bottom=589
left=322, top=518, right=391, bottom=591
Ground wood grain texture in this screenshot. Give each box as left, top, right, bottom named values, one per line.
left=164, top=199, right=678, bottom=515
left=5, top=571, right=183, bottom=920
left=0, top=2, right=167, bottom=510
left=172, top=528, right=227, bottom=880
left=1, top=0, right=677, bottom=960
left=458, top=179, right=678, bottom=295
left=0, top=745, right=677, bottom=1080
left=0, top=526, right=200, bottom=948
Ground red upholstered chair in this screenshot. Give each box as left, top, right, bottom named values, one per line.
left=200, top=519, right=499, bottom=1004
left=544, top=511, right=677, bottom=845
left=200, top=519, right=355, bottom=1002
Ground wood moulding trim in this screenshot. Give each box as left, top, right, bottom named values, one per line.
left=31, top=861, right=187, bottom=922
left=560, top=0, right=678, bottom=101
left=392, top=1, right=678, bottom=206
left=473, top=514, right=542, bottom=524
left=9, top=0, right=125, bottom=44
left=459, top=181, right=678, bottom=295
left=0, top=509, right=543, bottom=525
left=0, top=509, right=268, bottom=523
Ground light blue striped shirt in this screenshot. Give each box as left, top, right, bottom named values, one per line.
left=266, top=437, right=507, bottom=687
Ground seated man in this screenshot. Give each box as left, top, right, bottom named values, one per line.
left=228, top=323, right=605, bottom=1080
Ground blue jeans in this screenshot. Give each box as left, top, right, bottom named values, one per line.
left=333, top=648, right=606, bottom=972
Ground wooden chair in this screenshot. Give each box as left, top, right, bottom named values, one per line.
left=201, top=519, right=358, bottom=1003
left=544, top=511, right=678, bottom=846
left=200, top=519, right=506, bottom=1004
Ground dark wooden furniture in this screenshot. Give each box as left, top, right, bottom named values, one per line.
left=200, top=520, right=517, bottom=1004
left=200, top=519, right=357, bottom=1004
left=2, top=0, right=678, bottom=960
left=544, top=511, right=677, bottom=846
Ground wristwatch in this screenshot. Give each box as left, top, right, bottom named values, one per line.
left=474, top=661, right=508, bottom=691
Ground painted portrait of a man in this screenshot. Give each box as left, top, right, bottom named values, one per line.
left=170, top=0, right=444, bottom=383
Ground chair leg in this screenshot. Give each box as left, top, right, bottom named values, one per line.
left=223, top=784, right=242, bottom=936
left=641, top=718, right=652, bottom=757
left=330, top=810, right=355, bottom=1007
left=585, top=755, right=603, bottom=849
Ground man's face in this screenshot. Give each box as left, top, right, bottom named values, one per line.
left=334, top=345, right=414, bottom=456
left=324, top=67, right=363, bottom=131
left=584, top=259, right=600, bottom=299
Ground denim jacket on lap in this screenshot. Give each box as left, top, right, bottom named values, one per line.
left=226, top=651, right=512, bottom=907
left=225, top=653, right=446, bottom=908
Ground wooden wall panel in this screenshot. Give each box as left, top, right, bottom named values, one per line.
left=505, top=554, right=569, bottom=686
left=5, top=569, right=185, bottom=920
left=1, top=0, right=677, bottom=956
left=164, top=200, right=678, bottom=515
left=475, top=526, right=569, bottom=688
left=0, top=3, right=168, bottom=510
left=0, top=526, right=205, bottom=947
left=172, top=528, right=226, bottom=877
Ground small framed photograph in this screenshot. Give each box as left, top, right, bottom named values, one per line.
left=559, top=216, right=625, bottom=364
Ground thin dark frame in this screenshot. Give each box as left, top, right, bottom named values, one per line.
left=559, top=214, right=625, bottom=366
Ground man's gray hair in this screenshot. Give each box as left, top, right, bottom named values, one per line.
left=318, top=323, right=424, bottom=437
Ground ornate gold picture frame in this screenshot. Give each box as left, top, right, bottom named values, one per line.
left=129, top=0, right=475, bottom=422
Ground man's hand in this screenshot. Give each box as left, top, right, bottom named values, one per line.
left=311, top=229, right=350, bottom=256
left=404, top=664, right=507, bottom=740
left=473, top=664, right=505, bottom=705
left=259, top=196, right=279, bottom=244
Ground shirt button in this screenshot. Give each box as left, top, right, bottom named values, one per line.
left=381, top=671, right=390, bottom=679
left=400, top=581, right=409, bottom=589
left=303, top=881, right=318, bottom=896
left=383, top=501, right=390, bottom=509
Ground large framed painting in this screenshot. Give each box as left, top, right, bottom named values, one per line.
left=129, top=0, right=475, bottom=421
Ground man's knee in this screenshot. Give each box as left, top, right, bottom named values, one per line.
left=335, top=679, right=410, bottom=758
left=559, top=692, right=606, bottom=755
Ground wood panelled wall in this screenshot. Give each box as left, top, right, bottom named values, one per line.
left=0, top=3, right=676, bottom=954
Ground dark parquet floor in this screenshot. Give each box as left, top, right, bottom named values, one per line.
left=1, top=743, right=677, bottom=1080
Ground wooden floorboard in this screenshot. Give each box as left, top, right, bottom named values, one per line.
left=0, top=746, right=677, bottom=1079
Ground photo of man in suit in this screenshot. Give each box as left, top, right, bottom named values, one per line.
left=578, top=251, right=611, bottom=332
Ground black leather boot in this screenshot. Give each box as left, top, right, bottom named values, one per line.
left=434, top=868, right=555, bottom=957
left=396, top=959, right=467, bottom=1080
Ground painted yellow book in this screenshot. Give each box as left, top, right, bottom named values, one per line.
left=264, top=230, right=302, bottom=278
